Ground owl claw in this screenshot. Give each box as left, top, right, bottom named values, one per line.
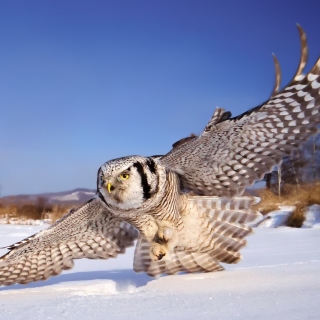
left=157, top=252, right=166, bottom=260
left=149, top=225, right=177, bottom=260
left=150, top=242, right=167, bottom=261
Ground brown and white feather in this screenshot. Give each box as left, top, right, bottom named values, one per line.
left=161, top=26, right=320, bottom=197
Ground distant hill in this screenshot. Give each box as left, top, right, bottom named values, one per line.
left=0, top=188, right=96, bottom=206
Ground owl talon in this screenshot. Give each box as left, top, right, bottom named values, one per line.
left=150, top=243, right=167, bottom=261
left=157, top=252, right=165, bottom=260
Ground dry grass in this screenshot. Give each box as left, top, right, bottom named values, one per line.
left=254, top=189, right=280, bottom=215
left=48, top=204, right=73, bottom=223
left=287, top=205, right=306, bottom=228
left=0, top=204, right=17, bottom=217
left=254, top=182, right=320, bottom=228
left=0, top=200, right=73, bottom=224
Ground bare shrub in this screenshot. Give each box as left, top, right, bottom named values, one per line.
left=287, top=205, right=306, bottom=228
left=16, top=204, right=42, bottom=220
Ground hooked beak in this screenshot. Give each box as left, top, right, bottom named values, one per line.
left=107, top=181, right=112, bottom=193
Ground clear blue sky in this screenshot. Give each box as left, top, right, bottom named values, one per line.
left=1, top=0, right=320, bottom=196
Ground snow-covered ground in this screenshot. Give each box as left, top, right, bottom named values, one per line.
left=256, top=205, right=320, bottom=228
left=0, top=225, right=319, bottom=319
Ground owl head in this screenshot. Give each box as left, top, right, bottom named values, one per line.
left=97, top=156, right=160, bottom=210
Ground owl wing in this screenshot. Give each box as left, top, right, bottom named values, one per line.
left=0, top=198, right=138, bottom=286
left=160, top=26, right=320, bottom=197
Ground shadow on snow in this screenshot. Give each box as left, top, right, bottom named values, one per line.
left=0, top=269, right=153, bottom=292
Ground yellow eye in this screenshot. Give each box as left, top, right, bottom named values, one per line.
left=119, top=173, right=130, bottom=180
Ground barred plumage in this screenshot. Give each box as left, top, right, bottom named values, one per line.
left=1, top=25, right=320, bottom=286
left=162, top=27, right=320, bottom=197
left=0, top=199, right=138, bottom=285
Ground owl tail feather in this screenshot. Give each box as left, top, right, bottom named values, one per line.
left=133, top=196, right=262, bottom=277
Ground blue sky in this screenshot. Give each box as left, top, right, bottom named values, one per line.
left=1, top=0, right=320, bottom=196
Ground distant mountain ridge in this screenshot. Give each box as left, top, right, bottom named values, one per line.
left=0, top=188, right=96, bottom=206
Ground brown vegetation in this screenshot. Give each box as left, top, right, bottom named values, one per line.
left=0, top=197, right=73, bottom=224
left=254, top=182, right=320, bottom=228
left=287, top=205, right=306, bottom=228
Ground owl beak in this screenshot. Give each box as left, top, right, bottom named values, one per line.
left=107, top=181, right=112, bottom=193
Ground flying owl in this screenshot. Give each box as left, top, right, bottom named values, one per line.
left=1, top=25, right=320, bottom=286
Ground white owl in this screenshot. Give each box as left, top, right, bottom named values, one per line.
left=1, top=25, right=320, bottom=286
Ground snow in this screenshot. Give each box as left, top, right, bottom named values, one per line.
left=52, top=191, right=95, bottom=202
left=303, top=204, right=320, bottom=228
left=0, top=217, right=47, bottom=225
left=0, top=225, right=320, bottom=319
left=255, top=204, right=320, bottom=229
left=256, top=206, right=296, bottom=228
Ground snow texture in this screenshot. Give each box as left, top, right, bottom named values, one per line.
left=0, top=225, right=319, bottom=319
left=303, top=204, right=320, bottom=228
left=51, top=191, right=95, bottom=202
left=257, top=206, right=296, bottom=228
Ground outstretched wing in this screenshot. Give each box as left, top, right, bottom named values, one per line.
left=0, top=198, right=138, bottom=286
left=160, top=26, right=320, bottom=197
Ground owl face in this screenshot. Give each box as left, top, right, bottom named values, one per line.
left=97, top=156, right=159, bottom=210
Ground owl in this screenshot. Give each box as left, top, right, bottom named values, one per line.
left=1, top=25, right=320, bottom=286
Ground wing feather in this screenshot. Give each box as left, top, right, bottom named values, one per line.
left=161, top=26, right=320, bottom=196
left=0, top=198, right=138, bottom=286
